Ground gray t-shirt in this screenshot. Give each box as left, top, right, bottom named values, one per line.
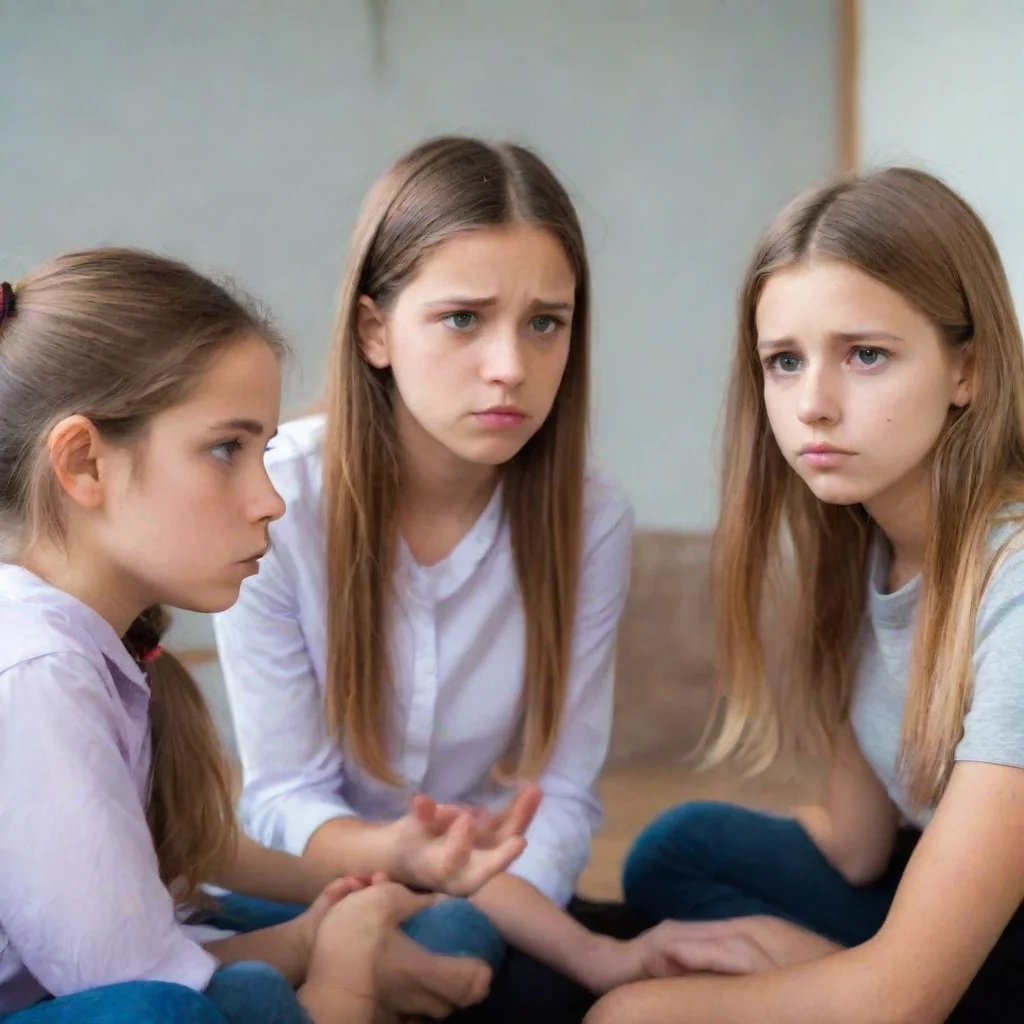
left=850, top=521, right=1024, bottom=827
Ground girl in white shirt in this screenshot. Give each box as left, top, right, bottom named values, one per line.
left=214, top=135, right=685, bottom=1019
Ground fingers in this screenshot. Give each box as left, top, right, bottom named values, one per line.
left=425, top=956, right=491, bottom=1010
left=663, top=936, right=770, bottom=976
left=381, top=885, right=447, bottom=924
left=320, top=874, right=372, bottom=905
left=495, top=784, right=542, bottom=842
left=411, top=795, right=465, bottom=837
left=412, top=794, right=441, bottom=832
left=387, top=941, right=492, bottom=1017
left=452, top=835, right=527, bottom=895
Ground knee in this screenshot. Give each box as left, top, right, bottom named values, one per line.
left=584, top=982, right=650, bottom=1024
left=401, top=896, right=506, bottom=971
left=110, top=981, right=228, bottom=1023
left=623, top=800, right=737, bottom=908
left=205, top=961, right=301, bottom=1021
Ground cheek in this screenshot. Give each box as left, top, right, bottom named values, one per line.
left=762, top=384, right=790, bottom=437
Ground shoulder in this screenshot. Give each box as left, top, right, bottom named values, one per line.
left=978, top=513, right=1024, bottom=639
left=0, top=614, right=113, bottom=727
left=0, top=595, right=107, bottom=681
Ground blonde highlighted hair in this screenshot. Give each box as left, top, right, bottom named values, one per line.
left=322, top=136, right=590, bottom=783
left=0, top=248, right=285, bottom=897
left=710, top=167, right=1024, bottom=809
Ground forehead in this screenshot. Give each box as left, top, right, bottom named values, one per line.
left=756, top=259, right=928, bottom=338
left=160, top=333, right=281, bottom=427
left=404, top=224, right=576, bottom=297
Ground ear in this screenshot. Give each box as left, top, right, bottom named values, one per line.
left=46, top=415, right=110, bottom=510
left=951, top=341, right=975, bottom=408
left=356, top=295, right=391, bottom=369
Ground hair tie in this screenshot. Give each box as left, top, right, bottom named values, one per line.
left=142, top=645, right=165, bottom=665
left=0, top=282, right=14, bottom=326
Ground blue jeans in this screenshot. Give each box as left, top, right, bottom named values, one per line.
left=0, top=982, right=230, bottom=1024
left=205, top=891, right=507, bottom=972
left=622, top=800, right=1024, bottom=1021
left=0, top=965, right=309, bottom=1024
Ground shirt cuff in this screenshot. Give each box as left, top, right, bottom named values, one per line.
left=144, top=932, right=220, bottom=993
left=278, top=795, right=359, bottom=857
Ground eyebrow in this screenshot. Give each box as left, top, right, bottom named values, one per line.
left=208, top=418, right=277, bottom=439
left=756, top=330, right=905, bottom=352
left=424, top=295, right=575, bottom=312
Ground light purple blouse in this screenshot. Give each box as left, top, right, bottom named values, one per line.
left=0, top=564, right=217, bottom=1013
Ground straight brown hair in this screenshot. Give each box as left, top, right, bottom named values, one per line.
left=710, top=167, right=1024, bottom=810
left=322, top=136, right=590, bottom=783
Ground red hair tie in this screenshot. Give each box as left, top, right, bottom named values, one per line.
left=142, top=646, right=164, bottom=664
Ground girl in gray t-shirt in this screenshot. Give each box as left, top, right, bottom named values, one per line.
left=594, top=168, right=1024, bottom=1024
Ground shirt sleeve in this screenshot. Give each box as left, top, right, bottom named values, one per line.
left=505, top=480, right=635, bottom=906
left=0, top=654, right=217, bottom=997
left=213, top=529, right=355, bottom=856
left=956, top=547, right=1024, bottom=769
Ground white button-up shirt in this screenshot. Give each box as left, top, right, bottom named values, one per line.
left=0, top=565, right=218, bottom=1013
left=214, top=415, right=634, bottom=907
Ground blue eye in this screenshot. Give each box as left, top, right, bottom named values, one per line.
left=442, top=312, right=476, bottom=332
left=851, top=346, right=888, bottom=368
left=210, top=439, right=243, bottom=463
left=530, top=315, right=562, bottom=335
left=766, top=353, right=802, bottom=374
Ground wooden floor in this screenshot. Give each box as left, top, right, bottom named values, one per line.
left=576, top=764, right=819, bottom=900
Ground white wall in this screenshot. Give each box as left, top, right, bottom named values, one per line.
left=1, top=1, right=837, bottom=648
left=859, top=0, right=1024, bottom=311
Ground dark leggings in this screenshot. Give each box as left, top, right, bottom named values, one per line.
left=624, top=800, right=1024, bottom=1022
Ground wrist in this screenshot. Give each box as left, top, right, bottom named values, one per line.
left=377, top=818, right=410, bottom=884
left=569, top=932, right=631, bottom=993
left=288, top=913, right=318, bottom=974
left=298, top=979, right=375, bottom=1024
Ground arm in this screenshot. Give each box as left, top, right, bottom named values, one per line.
left=204, top=921, right=309, bottom=986
left=586, top=759, right=1024, bottom=1024
left=472, top=482, right=637, bottom=990
left=0, top=655, right=218, bottom=996
left=212, top=833, right=333, bottom=906
left=213, top=533, right=365, bottom=859
left=793, top=724, right=900, bottom=885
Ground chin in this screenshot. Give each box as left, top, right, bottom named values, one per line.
left=458, top=438, right=530, bottom=467
left=800, top=476, right=872, bottom=507
left=171, top=585, right=245, bottom=616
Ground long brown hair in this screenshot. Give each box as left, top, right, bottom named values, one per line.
left=0, top=247, right=284, bottom=898
left=323, top=135, right=590, bottom=783
left=710, top=167, right=1024, bottom=809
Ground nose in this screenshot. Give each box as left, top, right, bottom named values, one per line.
left=482, top=329, right=526, bottom=388
left=796, top=362, right=841, bottom=426
left=250, top=468, right=286, bottom=525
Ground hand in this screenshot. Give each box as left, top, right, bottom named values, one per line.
left=374, top=929, right=492, bottom=1019
left=638, top=916, right=843, bottom=978
left=386, top=785, right=541, bottom=896
left=293, top=874, right=382, bottom=969
left=302, top=882, right=445, bottom=1002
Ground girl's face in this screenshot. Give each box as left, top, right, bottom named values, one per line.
left=88, top=334, right=285, bottom=614
left=358, top=223, right=575, bottom=475
left=756, top=258, right=973, bottom=515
